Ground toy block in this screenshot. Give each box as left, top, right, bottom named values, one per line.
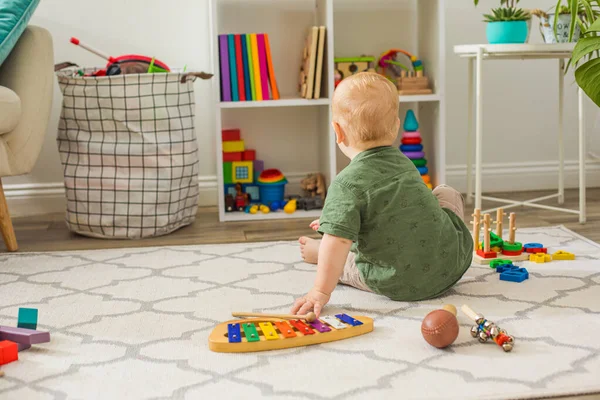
left=526, top=247, right=547, bottom=254
left=17, top=308, right=38, bottom=331
left=0, top=341, right=18, bottom=366
left=500, top=267, right=529, bottom=283
left=242, top=150, right=256, bottom=161
left=253, top=160, right=264, bottom=181
left=529, top=253, right=552, bottom=263
left=502, top=241, right=523, bottom=252
left=0, top=326, right=51, bottom=345
left=491, top=246, right=502, bottom=253
left=224, top=184, right=237, bottom=198
left=552, top=250, right=575, bottom=260
left=523, top=243, right=544, bottom=251
left=232, top=161, right=253, bottom=184
left=490, top=259, right=513, bottom=269
left=222, top=129, right=241, bottom=141
left=223, top=152, right=243, bottom=162
left=223, top=140, right=245, bottom=153
left=223, top=163, right=233, bottom=184
left=502, top=249, right=523, bottom=256
left=496, top=264, right=519, bottom=273
left=476, top=249, right=497, bottom=259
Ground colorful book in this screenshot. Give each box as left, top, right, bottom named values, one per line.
left=246, top=34, right=256, bottom=100
left=228, top=35, right=239, bottom=101
left=241, top=34, right=252, bottom=101
left=264, top=34, right=280, bottom=100
left=257, top=34, right=270, bottom=100
left=313, top=26, right=326, bottom=99
left=234, top=34, right=245, bottom=101
left=218, top=35, right=231, bottom=102
left=250, top=34, right=262, bottom=100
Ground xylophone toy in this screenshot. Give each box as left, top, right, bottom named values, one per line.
left=461, top=305, right=515, bottom=352
left=209, top=312, right=373, bottom=353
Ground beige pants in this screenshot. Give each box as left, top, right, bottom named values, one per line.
left=339, top=184, right=465, bottom=292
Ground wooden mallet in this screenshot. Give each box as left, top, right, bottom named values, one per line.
left=232, top=311, right=317, bottom=322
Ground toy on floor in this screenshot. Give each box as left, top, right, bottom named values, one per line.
left=461, top=305, right=514, bottom=352
left=208, top=313, right=373, bottom=353
left=334, top=56, right=376, bottom=88
left=400, top=110, right=431, bottom=189
left=232, top=311, right=317, bottom=322
left=471, top=208, right=528, bottom=265
left=70, top=37, right=170, bottom=76
left=17, top=308, right=38, bottom=330
left=552, top=250, right=575, bottom=260
left=0, top=325, right=51, bottom=352
left=377, top=49, right=432, bottom=95
left=421, top=304, right=459, bottom=349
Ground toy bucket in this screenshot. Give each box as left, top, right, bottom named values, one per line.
left=258, top=180, right=287, bottom=204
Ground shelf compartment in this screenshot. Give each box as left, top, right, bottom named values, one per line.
left=220, top=98, right=330, bottom=109
left=222, top=209, right=321, bottom=221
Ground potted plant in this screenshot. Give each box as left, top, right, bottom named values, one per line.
left=572, top=17, right=600, bottom=107
left=552, top=0, right=600, bottom=42
left=474, top=0, right=532, bottom=44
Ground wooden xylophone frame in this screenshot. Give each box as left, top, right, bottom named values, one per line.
left=208, top=315, right=373, bottom=353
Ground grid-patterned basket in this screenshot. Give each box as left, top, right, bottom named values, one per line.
left=55, top=69, right=210, bottom=239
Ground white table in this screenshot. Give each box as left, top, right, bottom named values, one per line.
left=454, top=43, right=586, bottom=223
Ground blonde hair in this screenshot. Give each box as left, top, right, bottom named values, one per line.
left=332, top=72, right=399, bottom=144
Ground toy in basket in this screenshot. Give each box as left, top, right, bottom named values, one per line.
left=209, top=311, right=373, bottom=353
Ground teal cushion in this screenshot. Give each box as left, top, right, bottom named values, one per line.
left=0, top=0, right=40, bottom=66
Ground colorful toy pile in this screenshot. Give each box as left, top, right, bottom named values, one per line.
left=400, top=110, right=431, bottom=189
left=0, top=307, right=50, bottom=367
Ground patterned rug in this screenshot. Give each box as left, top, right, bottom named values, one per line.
left=0, top=225, right=599, bottom=400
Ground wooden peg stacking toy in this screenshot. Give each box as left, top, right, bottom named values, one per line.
left=399, top=110, right=432, bottom=189
left=421, top=304, right=459, bottom=349
left=472, top=208, right=528, bottom=265
left=209, top=313, right=373, bottom=353
left=461, top=305, right=514, bottom=352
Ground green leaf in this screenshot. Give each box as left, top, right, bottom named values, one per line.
left=575, top=57, right=600, bottom=107
left=571, top=36, right=600, bottom=64
left=587, top=17, right=600, bottom=32
left=570, top=0, right=579, bottom=40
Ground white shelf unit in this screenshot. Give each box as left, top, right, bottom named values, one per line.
left=210, top=0, right=446, bottom=222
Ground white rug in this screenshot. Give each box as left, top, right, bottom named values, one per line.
left=0, top=226, right=599, bottom=400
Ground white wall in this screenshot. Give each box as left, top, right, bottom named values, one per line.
left=5, top=0, right=599, bottom=216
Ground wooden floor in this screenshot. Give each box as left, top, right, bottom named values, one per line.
left=3, top=188, right=599, bottom=253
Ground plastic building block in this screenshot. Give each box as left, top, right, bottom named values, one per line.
left=500, top=267, right=529, bottom=283
left=496, top=264, right=519, bottom=273
left=223, top=163, right=233, bottom=184
left=0, top=341, right=18, bottom=365
left=529, top=253, right=552, bottom=263
left=222, top=140, right=245, bottom=153
left=552, top=250, right=575, bottom=260
left=222, top=129, right=241, bottom=141
left=490, top=259, right=513, bottom=269
left=404, top=110, right=419, bottom=131
left=0, top=326, right=51, bottom=345
left=17, top=308, right=38, bottom=330
left=223, top=152, right=242, bottom=162
left=526, top=247, right=547, bottom=254
left=476, top=249, right=497, bottom=259
left=244, top=185, right=260, bottom=202
left=232, top=161, right=253, bottom=183
left=242, top=150, right=256, bottom=161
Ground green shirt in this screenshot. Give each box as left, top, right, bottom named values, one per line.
left=318, top=146, right=473, bottom=301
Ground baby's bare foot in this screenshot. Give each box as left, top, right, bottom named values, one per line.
left=299, top=236, right=320, bottom=264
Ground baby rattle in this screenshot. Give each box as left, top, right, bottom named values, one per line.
left=461, top=304, right=515, bottom=352
left=421, top=304, right=459, bottom=349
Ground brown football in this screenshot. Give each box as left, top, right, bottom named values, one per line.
left=421, top=309, right=459, bottom=348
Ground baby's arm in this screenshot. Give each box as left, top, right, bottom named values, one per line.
left=291, top=233, right=352, bottom=317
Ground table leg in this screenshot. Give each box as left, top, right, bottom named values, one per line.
left=466, top=58, right=474, bottom=205
left=558, top=59, right=565, bottom=205
left=578, top=88, right=586, bottom=224
left=475, top=47, right=483, bottom=210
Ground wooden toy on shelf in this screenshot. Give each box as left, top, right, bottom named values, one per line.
left=461, top=305, right=515, bottom=352
left=377, top=49, right=432, bottom=95
left=472, top=208, right=528, bottom=265
left=299, top=26, right=326, bottom=99
left=208, top=313, right=373, bottom=353
left=334, top=56, right=376, bottom=88
left=300, top=173, right=327, bottom=199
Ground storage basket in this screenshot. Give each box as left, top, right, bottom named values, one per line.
left=55, top=68, right=211, bottom=239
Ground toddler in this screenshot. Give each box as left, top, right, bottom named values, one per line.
left=291, top=72, right=473, bottom=317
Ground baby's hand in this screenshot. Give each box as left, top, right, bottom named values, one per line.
left=290, top=287, right=330, bottom=318
left=309, top=219, right=320, bottom=231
